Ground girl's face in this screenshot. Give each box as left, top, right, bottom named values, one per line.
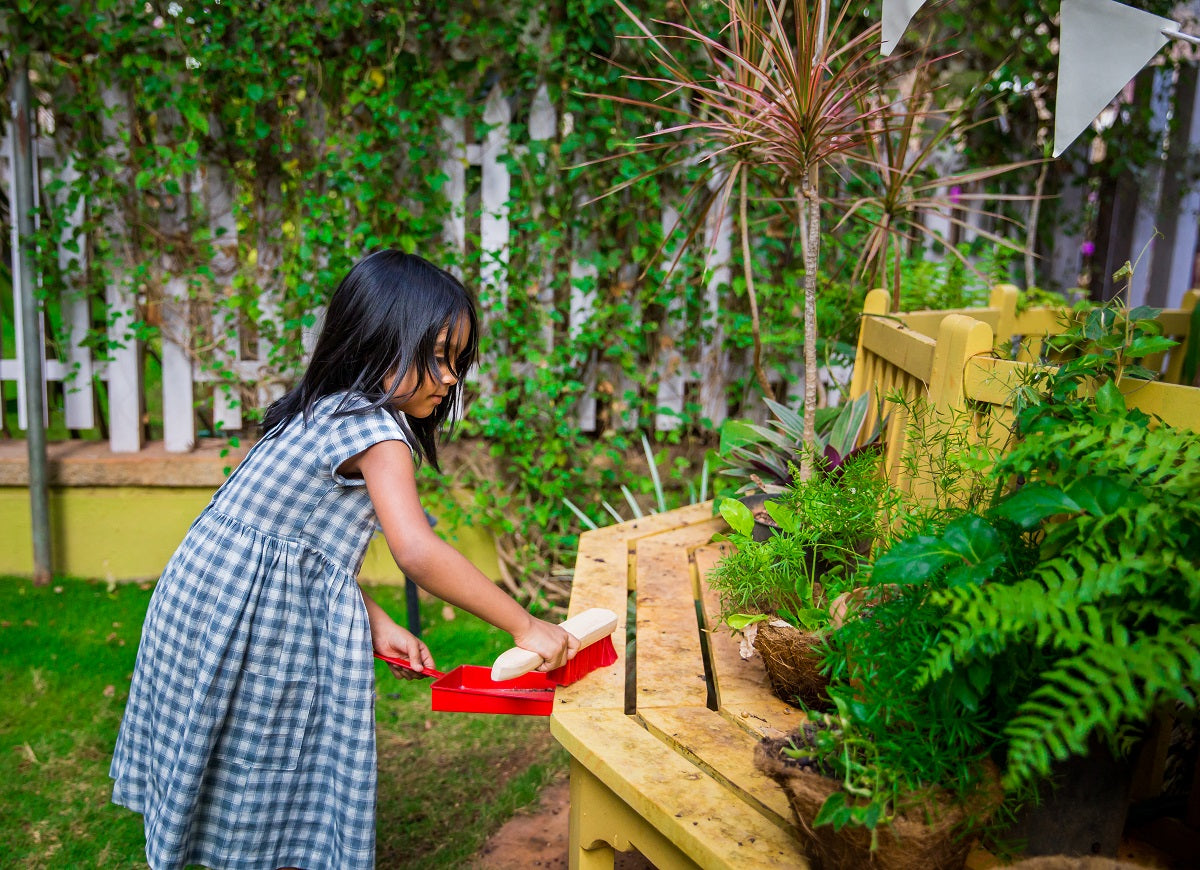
left=384, top=317, right=470, bottom=418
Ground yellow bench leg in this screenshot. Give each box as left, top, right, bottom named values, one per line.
left=568, top=757, right=703, bottom=870
left=569, top=759, right=619, bottom=870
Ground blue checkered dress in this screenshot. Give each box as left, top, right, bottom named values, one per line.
left=111, top=393, right=409, bottom=870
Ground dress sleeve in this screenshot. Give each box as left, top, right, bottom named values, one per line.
left=322, top=401, right=411, bottom=487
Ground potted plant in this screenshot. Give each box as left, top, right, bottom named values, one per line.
left=717, top=390, right=878, bottom=494
left=756, top=299, right=1200, bottom=865
left=717, top=390, right=882, bottom=543
left=708, top=447, right=897, bottom=707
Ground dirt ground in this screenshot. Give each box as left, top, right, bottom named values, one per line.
left=470, top=777, right=1188, bottom=870
left=470, top=773, right=655, bottom=870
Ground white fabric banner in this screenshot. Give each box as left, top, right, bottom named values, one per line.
left=881, top=0, right=929, bottom=56
left=1054, top=0, right=1177, bottom=157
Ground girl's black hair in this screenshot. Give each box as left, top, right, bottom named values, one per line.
left=261, top=249, right=479, bottom=471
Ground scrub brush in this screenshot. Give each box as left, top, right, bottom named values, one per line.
left=490, top=607, right=619, bottom=686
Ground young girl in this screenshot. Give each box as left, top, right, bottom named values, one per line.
left=110, top=250, right=575, bottom=870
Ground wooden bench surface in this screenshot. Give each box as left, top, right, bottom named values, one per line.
left=550, top=502, right=811, bottom=868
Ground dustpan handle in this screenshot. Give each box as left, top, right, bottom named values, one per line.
left=373, top=651, right=445, bottom=680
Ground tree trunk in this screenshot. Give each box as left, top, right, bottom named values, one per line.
left=800, top=168, right=821, bottom=482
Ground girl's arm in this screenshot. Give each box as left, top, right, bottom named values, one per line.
left=346, top=439, right=577, bottom=670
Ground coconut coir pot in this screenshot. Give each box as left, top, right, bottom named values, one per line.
left=755, top=733, right=1000, bottom=870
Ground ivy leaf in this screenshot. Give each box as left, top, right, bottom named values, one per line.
left=950, top=677, right=980, bottom=712
left=1127, top=335, right=1177, bottom=357
left=860, top=800, right=883, bottom=830
left=1064, top=476, right=1146, bottom=515
left=993, top=483, right=1080, bottom=529
left=793, top=608, right=830, bottom=631
left=814, top=791, right=848, bottom=829
left=942, top=514, right=1001, bottom=561
left=181, top=102, right=209, bottom=136
left=1127, top=305, right=1162, bottom=322
left=967, top=660, right=993, bottom=696
left=725, top=612, right=769, bottom=631
left=247, top=83, right=265, bottom=102
left=719, top=497, right=755, bottom=538
left=944, top=552, right=1006, bottom=588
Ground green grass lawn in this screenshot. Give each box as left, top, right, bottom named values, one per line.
left=0, top=576, right=567, bottom=869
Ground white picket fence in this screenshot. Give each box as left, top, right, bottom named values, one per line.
left=4, top=71, right=1200, bottom=454
left=1, top=83, right=765, bottom=453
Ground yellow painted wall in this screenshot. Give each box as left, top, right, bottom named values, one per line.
left=0, top=486, right=500, bottom=583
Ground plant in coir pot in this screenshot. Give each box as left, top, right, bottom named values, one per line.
left=708, top=448, right=896, bottom=708
left=717, top=391, right=881, bottom=541
left=754, top=511, right=1021, bottom=869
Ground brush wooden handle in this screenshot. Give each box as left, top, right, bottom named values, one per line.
left=490, top=607, right=618, bottom=682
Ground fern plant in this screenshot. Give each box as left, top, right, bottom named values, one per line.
left=919, top=382, right=1200, bottom=790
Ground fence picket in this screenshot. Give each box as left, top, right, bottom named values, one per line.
left=700, top=175, right=732, bottom=428
left=53, top=152, right=95, bottom=430
left=656, top=204, right=685, bottom=431
left=440, top=115, right=467, bottom=276
left=529, top=83, right=558, bottom=353
left=205, top=150, right=242, bottom=433
left=1147, top=65, right=1200, bottom=310
left=98, top=84, right=144, bottom=452
left=570, top=237, right=599, bottom=432
left=5, top=128, right=49, bottom=432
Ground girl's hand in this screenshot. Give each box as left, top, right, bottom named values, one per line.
left=373, top=622, right=436, bottom=681
left=511, top=617, right=579, bottom=672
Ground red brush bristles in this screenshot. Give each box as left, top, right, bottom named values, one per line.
left=546, top=636, right=619, bottom=686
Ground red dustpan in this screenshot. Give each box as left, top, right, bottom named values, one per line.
left=374, top=653, right=556, bottom=716
left=374, top=607, right=620, bottom=716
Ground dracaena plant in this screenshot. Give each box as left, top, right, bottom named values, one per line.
left=717, top=390, right=880, bottom=493
left=603, top=0, right=924, bottom=480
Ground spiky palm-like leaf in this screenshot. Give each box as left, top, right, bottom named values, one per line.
left=834, top=60, right=1044, bottom=308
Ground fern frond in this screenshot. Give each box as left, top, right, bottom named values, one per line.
left=1002, top=623, right=1200, bottom=789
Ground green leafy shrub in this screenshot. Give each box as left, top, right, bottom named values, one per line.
left=709, top=449, right=897, bottom=632
left=922, top=382, right=1200, bottom=790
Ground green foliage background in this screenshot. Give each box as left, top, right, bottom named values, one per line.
left=6, top=0, right=1182, bottom=599
left=2, top=0, right=863, bottom=600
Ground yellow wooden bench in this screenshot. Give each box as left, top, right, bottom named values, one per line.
left=849, top=287, right=1200, bottom=500
left=549, top=502, right=811, bottom=869
left=550, top=502, right=1003, bottom=869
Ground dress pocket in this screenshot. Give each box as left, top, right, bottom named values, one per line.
left=214, top=665, right=317, bottom=771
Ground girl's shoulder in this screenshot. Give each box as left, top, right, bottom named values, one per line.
left=316, top=391, right=385, bottom=417
left=320, top=391, right=409, bottom=438
left=270, top=392, right=408, bottom=448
